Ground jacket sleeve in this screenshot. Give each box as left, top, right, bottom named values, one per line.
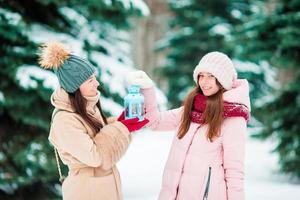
left=50, top=112, right=130, bottom=169
left=50, top=112, right=103, bottom=167
left=141, top=87, right=183, bottom=131
left=93, top=121, right=131, bottom=170
left=222, top=117, right=247, bottom=200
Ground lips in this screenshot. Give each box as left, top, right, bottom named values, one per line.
left=202, top=87, right=211, bottom=91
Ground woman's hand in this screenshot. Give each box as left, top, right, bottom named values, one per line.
left=126, top=70, right=154, bottom=89
left=117, top=111, right=149, bottom=132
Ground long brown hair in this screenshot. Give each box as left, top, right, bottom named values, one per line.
left=177, top=81, right=224, bottom=142
left=68, top=90, right=107, bottom=133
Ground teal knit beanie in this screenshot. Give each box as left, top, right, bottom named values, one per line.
left=38, top=41, right=95, bottom=93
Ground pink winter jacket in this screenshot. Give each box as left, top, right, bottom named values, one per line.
left=141, top=79, right=250, bottom=200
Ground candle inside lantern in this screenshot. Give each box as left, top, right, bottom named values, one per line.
left=124, top=85, right=144, bottom=120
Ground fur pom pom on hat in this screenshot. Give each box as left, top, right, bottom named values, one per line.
left=39, top=41, right=70, bottom=69
left=39, top=41, right=95, bottom=93
left=193, top=51, right=237, bottom=90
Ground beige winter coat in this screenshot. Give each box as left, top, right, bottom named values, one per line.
left=49, top=87, right=131, bottom=200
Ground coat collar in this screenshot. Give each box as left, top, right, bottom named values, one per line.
left=51, top=87, right=100, bottom=115
left=223, top=79, right=251, bottom=112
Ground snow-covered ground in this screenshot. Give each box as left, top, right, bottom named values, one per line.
left=118, top=129, right=300, bottom=200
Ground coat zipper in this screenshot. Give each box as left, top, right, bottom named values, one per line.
left=203, top=167, right=211, bottom=200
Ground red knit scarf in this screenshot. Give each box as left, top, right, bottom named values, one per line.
left=191, top=94, right=250, bottom=124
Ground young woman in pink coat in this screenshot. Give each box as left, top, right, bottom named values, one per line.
left=127, top=52, right=250, bottom=200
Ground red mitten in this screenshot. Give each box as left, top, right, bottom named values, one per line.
left=119, top=117, right=149, bottom=132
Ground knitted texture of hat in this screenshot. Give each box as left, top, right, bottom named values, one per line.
left=39, top=41, right=95, bottom=93
left=193, top=51, right=237, bottom=90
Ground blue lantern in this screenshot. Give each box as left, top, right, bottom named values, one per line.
left=124, top=85, right=144, bottom=120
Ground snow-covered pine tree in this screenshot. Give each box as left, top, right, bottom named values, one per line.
left=233, top=0, right=300, bottom=178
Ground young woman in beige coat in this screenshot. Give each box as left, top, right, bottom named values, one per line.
left=39, top=41, right=148, bottom=200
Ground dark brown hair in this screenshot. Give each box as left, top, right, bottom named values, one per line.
left=177, top=80, right=224, bottom=142
left=68, top=90, right=107, bottom=133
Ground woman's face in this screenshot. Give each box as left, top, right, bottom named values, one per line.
left=198, top=72, right=220, bottom=96
left=79, top=73, right=99, bottom=97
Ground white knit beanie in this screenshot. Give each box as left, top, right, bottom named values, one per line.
left=193, top=51, right=237, bottom=90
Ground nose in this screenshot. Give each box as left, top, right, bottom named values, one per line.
left=94, top=79, right=100, bottom=87
left=199, top=76, right=209, bottom=85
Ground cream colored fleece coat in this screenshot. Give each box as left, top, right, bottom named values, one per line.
left=49, top=87, right=131, bottom=200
